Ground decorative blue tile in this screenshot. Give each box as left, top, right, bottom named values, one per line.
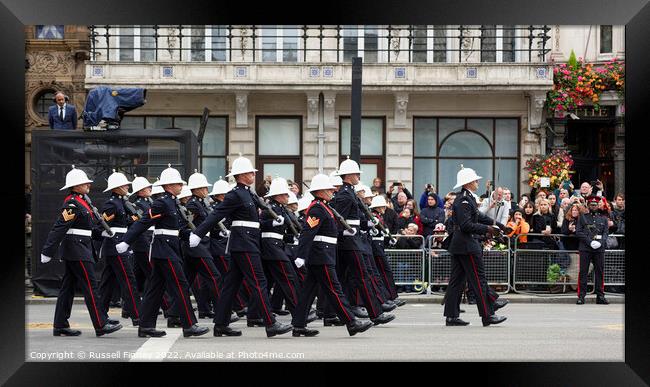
left=466, top=67, right=478, bottom=78
left=536, top=67, right=547, bottom=79
left=323, top=66, right=333, bottom=78
left=395, top=67, right=406, bottom=79
left=162, top=66, right=173, bottom=78
left=235, top=66, right=248, bottom=77
left=92, top=66, right=104, bottom=77
left=310, top=67, right=320, bottom=77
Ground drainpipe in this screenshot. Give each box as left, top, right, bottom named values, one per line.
left=317, top=91, right=325, bottom=173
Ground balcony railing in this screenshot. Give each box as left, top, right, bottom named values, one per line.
left=89, top=25, right=551, bottom=64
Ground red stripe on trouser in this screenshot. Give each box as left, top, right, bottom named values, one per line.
left=167, top=259, right=193, bottom=325
left=352, top=252, right=377, bottom=317
left=324, top=266, right=351, bottom=322
left=79, top=261, right=103, bottom=328
left=117, top=256, right=139, bottom=319
left=469, top=255, right=489, bottom=317
left=244, top=253, right=273, bottom=324
left=369, top=274, right=385, bottom=303
left=219, top=256, right=229, bottom=271
left=297, top=269, right=305, bottom=282
left=148, top=260, right=169, bottom=309
left=376, top=257, right=393, bottom=298
left=242, top=278, right=252, bottom=295
left=200, top=258, right=221, bottom=298
left=278, top=261, right=298, bottom=305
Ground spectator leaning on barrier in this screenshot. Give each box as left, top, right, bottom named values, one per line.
left=506, top=208, right=530, bottom=245
left=547, top=193, right=564, bottom=233
left=611, top=193, right=625, bottom=235
left=531, top=198, right=558, bottom=249
left=478, top=186, right=510, bottom=226
left=561, top=203, right=584, bottom=251
left=420, top=193, right=446, bottom=239
left=395, top=223, right=422, bottom=249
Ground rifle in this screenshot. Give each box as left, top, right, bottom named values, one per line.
left=301, top=180, right=354, bottom=232
left=357, top=196, right=397, bottom=245
left=250, top=190, right=281, bottom=221
left=203, top=197, right=214, bottom=213
left=284, top=206, right=303, bottom=233
left=122, top=195, right=144, bottom=219
left=83, top=194, right=113, bottom=237
left=282, top=204, right=301, bottom=237
left=175, top=199, right=196, bottom=231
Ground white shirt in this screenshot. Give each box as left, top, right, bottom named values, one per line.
left=58, top=103, right=66, bottom=120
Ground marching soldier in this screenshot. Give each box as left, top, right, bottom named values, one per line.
left=576, top=196, right=610, bottom=305
left=330, top=157, right=395, bottom=326
left=189, top=155, right=293, bottom=338
left=97, top=170, right=141, bottom=327
left=443, top=166, right=507, bottom=327
left=291, top=174, right=374, bottom=337
left=116, top=165, right=209, bottom=338
left=41, top=165, right=122, bottom=337
left=272, top=191, right=303, bottom=314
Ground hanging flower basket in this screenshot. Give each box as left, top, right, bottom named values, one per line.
left=524, top=150, right=575, bottom=190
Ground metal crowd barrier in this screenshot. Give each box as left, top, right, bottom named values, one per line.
left=426, top=234, right=511, bottom=294
left=512, top=233, right=625, bottom=294
left=384, top=235, right=426, bottom=286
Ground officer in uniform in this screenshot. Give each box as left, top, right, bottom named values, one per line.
left=116, top=165, right=209, bottom=338
left=330, top=157, right=395, bottom=326
left=97, top=170, right=141, bottom=327
left=189, top=155, right=292, bottom=338
left=576, top=196, right=610, bottom=305
left=291, top=174, right=374, bottom=337
left=208, top=178, right=250, bottom=317
left=443, top=166, right=507, bottom=327
left=41, top=166, right=123, bottom=337
left=272, top=191, right=303, bottom=314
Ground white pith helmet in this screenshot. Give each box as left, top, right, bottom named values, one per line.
left=264, top=177, right=290, bottom=198
left=177, top=185, right=192, bottom=199
left=329, top=171, right=343, bottom=186
left=153, top=164, right=186, bottom=186
left=103, top=169, right=132, bottom=192
left=369, top=195, right=388, bottom=209
left=131, top=175, right=153, bottom=194
left=151, top=178, right=164, bottom=195
left=354, top=183, right=367, bottom=194
left=209, top=177, right=231, bottom=196
left=297, top=192, right=314, bottom=213
left=226, top=153, right=258, bottom=177
left=336, top=156, right=363, bottom=176
left=453, top=164, right=482, bottom=189
left=287, top=191, right=298, bottom=205
left=60, top=165, right=93, bottom=191
left=309, top=173, right=336, bottom=192
left=187, top=169, right=212, bottom=190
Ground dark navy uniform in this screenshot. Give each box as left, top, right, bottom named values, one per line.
left=329, top=183, right=383, bottom=319
left=371, top=211, right=398, bottom=300
left=358, top=201, right=391, bottom=305
left=42, top=193, right=110, bottom=330
left=122, top=192, right=199, bottom=329
left=443, top=188, right=496, bottom=319
left=98, top=193, right=141, bottom=322
left=193, top=183, right=277, bottom=327
left=576, top=209, right=609, bottom=300
left=182, top=195, right=223, bottom=314
left=291, top=199, right=357, bottom=328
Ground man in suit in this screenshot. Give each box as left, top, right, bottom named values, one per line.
left=49, top=92, right=77, bottom=130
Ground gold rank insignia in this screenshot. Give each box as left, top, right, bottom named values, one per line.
left=111, top=90, right=118, bottom=97
left=102, top=212, right=115, bottom=222
left=61, top=209, right=76, bottom=222
left=131, top=215, right=139, bottom=222
left=306, top=216, right=320, bottom=228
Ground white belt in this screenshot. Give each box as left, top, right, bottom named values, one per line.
left=346, top=219, right=360, bottom=226
left=147, top=226, right=154, bottom=231
left=102, top=227, right=128, bottom=237
left=154, top=229, right=179, bottom=236
left=66, top=228, right=91, bottom=237
left=205, top=232, right=210, bottom=238
left=372, top=237, right=385, bottom=241
left=314, top=235, right=337, bottom=245
left=232, top=221, right=260, bottom=229
left=262, top=232, right=284, bottom=240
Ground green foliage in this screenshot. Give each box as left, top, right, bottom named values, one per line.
left=547, top=263, right=562, bottom=283
left=568, top=50, right=578, bottom=69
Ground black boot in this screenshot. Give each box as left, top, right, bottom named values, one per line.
left=596, top=297, right=610, bottom=305
left=576, top=297, right=585, bottom=305
left=247, top=318, right=265, bottom=327
left=213, top=325, right=242, bottom=337
left=131, top=318, right=140, bottom=327
left=381, top=302, right=397, bottom=312
left=351, top=306, right=368, bottom=318
left=393, top=298, right=407, bottom=307
left=182, top=324, right=209, bottom=338
left=324, top=316, right=346, bottom=326
left=306, top=311, right=318, bottom=324
left=265, top=321, right=293, bottom=338
left=273, top=309, right=291, bottom=316
left=292, top=327, right=319, bottom=337
left=198, top=311, right=215, bottom=319
left=138, top=327, right=166, bottom=338
left=95, top=322, right=123, bottom=337
left=167, top=316, right=182, bottom=328
left=234, top=307, right=248, bottom=317
left=371, top=313, right=395, bottom=326
left=230, top=313, right=240, bottom=323
left=53, top=327, right=81, bottom=337
left=445, top=317, right=470, bottom=326
left=494, top=298, right=509, bottom=311
left=347, top=319, right=373, bottom=336
left=482, top=314, right=507, bottom=327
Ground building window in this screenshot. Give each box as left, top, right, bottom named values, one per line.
left=481, top=25, right=497, bottom=62
left=342, top=26, right=359, bottom=62
left=412, top=25, right=428, bottom=63
left=119, top=26, right=134, bottom=61
left=35, top=25, right=64, bottom=39
left=364, top=26, right=379, bottom=63
left=340, top=117, right=385, bottom=184
left=260, top=25, right=299, bottom=62
left=502, top=25, right=516, bottom=62
left=140, top=25, right=156, bottom=61
left=600, top=25, right=613, bottom=53
left=121, top=115, right=228, bottom=182
left=413, top=117, right=520, bottom=198
left=256, top=117, right=302, bottom=189
left=283, top=26, right=299, bottom=62
left=211, top=25, right=228, bottom=61
left=191, top=25, right=206, bottom=61
left=433, top=26, right=447, bottom=63
left=34, top=90, right=56, bottom=120
left=411, top=25, right=447, bottom=63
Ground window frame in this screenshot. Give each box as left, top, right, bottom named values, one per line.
left=338, top=116, right=386, bottom=186
left=257, top=25, right=302, bottom=63
left=255, top=115, right=303, bottom=189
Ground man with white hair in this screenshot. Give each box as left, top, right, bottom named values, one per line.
left=478, top=186, right=511, bottom=226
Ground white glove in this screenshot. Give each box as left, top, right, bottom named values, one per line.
left=115, top=242, right=130, bottom=254
left=273, top=216, right=285, bottom=227
left=590, top=240, right=602, bottom=250
left=219, top=230, right=231, bottom=238
left=343, top=228, right=357, bottom=236
left=40, top=254, right=52, bottom=264
left=367, top=220, right=375, bottom=228
left=369, top=228, right=379, bottom=237
left=189, top=233, right=202, bottom=247
left=294, top=258, right=305, bottom=268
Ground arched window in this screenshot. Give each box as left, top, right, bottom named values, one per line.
left=34, top=90, right=55, bottom=120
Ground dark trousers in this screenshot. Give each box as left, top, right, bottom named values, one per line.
left=54, top=260, right=108, bottom=330
left=338, top=250, right=383, bottom=319
left=292, top=264, right=355, bottom=328
left=98, top=255, right=141, bottom=320
left=140, top=258, right=198, bottom=329
left=578, top=251, right=605, bottom=299
left=185, top=256, right=222, bottom=314
left=272, top=260, right=307, bottom=311
left=444, top=253, right=494, bottom=319
left=213, top=252, right=276, bottom=327
left=213, top=253, right=249, bottom=311
left=133, top=251, right=174, bottom=314
left=265, top=260, right=300, bottom=312
left=375, top=255, right=398, bottom=300
left=364, top=252, right=390, bottom=303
